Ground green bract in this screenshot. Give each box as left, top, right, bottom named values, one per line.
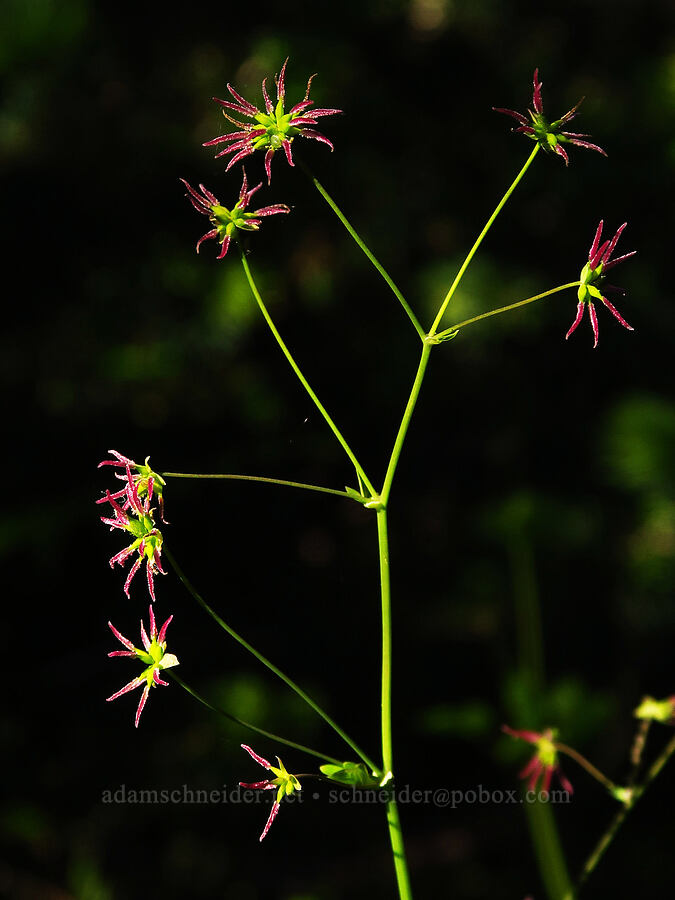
left=319, top=761, right=381, bottom=788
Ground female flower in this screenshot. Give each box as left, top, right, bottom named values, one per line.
left=181, top=171, right=289, bottom=259
left=97, top=450, right=167, bottom=522
left=502, top=725, right=573, bottom=795
left=99, top=465, right=166, bottom=601
left=494, top=69, right=606, bottom=166
left=204, top=58, right=341, bottom=183
left=566, top=220, right=636, bottom=348
left=107, top=605, right=179, bottom=728
left=239, top=744, right=302, bottom=841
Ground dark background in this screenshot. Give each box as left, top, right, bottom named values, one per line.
left=2, top=0, right=674, bottom=897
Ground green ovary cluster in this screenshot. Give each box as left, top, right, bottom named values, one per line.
left=535, top=728, right=559, bottom=768
left=212, top=203, right=260, bottom=238
left=577, top=260, right=604, bottom=303
left=253, top=103, right=299, bottom=151
left=125, top=514, right=162, bottom=559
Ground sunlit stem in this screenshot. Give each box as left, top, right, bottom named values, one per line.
left=239, top=252, right=376, bottom=497
left=377, top=508, right=413, bottom=900
left=306, top=168, right=426, bottom=342
left=429, top=144, right=540, bottom=336
left=435, top=282, right=581, bottom=340
left=162, top=471, right=352, bottom=500
left=381, top=343, right=432, bottom=507
left=164, top=544, right=380, bottom=775
left=170, top=671, right=342, bottom=765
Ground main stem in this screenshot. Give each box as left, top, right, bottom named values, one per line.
left=377, top=507, right=412, bottom=900
left=240, top=252, right=376, bottom=497
left=429, top=144, right=540, bottom=336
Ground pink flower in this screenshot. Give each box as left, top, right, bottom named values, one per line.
left=181, top=171, right=290, bottom=259
left=494, top=68, right=607, bottom=166
left=502, top=725, right=573, bottom=795
left=566, top=220, right=636, bottom=348
left=107, top=605, right=179, bottom=727
left=97, top=450, right=167, bottom=523
left=204, top=58, right=342, bottom=183
left=239, top=744, right=301, bottom=841
left=99, top=464, right=166, bottom=601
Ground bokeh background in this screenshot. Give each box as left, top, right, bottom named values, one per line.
left=2, top=0, right=674, bottom=897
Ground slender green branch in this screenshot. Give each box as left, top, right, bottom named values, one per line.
left=307, top=170, right=426, bottom=341
left=164, top=544, right=380, bottom=775
left=169, top=671, right=342, bottom=765
left=162, top=471, right=352, bottom=500
left=575, top=733, right=675, bottom=893
left=376, top=508, right=412, bottom=899
left=429, top=144, right=540, bottom=336
left=435, top=282, right=581, bottom=340
left=381, top=343, right=432, bottom=507
left=555, top=743, right=618, bottom=794
left=239, top=252, right=376, bottom=496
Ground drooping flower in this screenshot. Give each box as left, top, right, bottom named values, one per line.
left=566, top=220, right=636, bottom=348
left=493, top=68, right=607, bottom=165
left=204, top=58, right=342, bottom=183
left=99, top=464, right=166, bottom=601
left=502, top=725, right=574, bottom=795
left=107, top=605, right=179, bottom=727
left=634, top=695, right=675, bottom=726
left=239, top=744, right=302, bottom=841
left=181, top=171, right=290, bottom=259
left=97, top=450, right=167, bottom=523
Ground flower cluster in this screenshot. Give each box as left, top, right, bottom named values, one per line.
left=494, top=68, right=606, bottom=166
left=634, top=695, right=675, bottom=726
left=181, top=171, right=290, bottom=259
left=502, top=725, right=573, bottom=795
left=204, top=58, right=341, bottom=183
left=567, top=220, right=636, bottom=348
left=107, top=605, right=179, bottom=727
left=99, top=453, right=166, bottom=602
left=239, top=744, right=302, bottom=841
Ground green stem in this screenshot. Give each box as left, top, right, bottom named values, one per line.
left=377, top=508, right=412, bottom=899
left=576, top=732, right=675, bottom=893
left=164, top=544, right=380, bottom=775
left=239, top=252, right=376, bottom=497
left=555, top=743, right=618, bottom=794
left=162, top=471, right=352, bottom=500
left=308, top=171, right=426, bottom=342
left=381, top=343, right=432, bottom=507
left=436, top=282, right=581, bottom=340
left=429, top=144, right=540, bottom=336
left=170, top=671, right=342, bottom=765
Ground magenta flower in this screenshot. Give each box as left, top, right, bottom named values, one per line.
left=181, top=171, right=290, bottom=259
left=494, top=69, right=607, bottom=166
left=502, top=725, right=573, bottom=795
left=566, top=220, right=636, bottom=348
left=107, top=605, right=179, bottom=727
left=97, top=450, right=167, bottom=523
left=99, top=464, right=166, bottom=601
left=239, top=744, right=302, bottom=841
left=204, top=58, right=342, bottom=183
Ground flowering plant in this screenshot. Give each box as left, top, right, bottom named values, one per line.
left=96, top=63, right=670, bottom=900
